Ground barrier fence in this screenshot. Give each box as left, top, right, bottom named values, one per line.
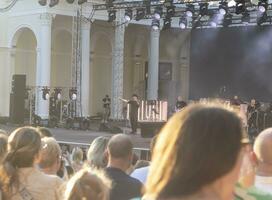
left=57, top=140, right=151, bottom=161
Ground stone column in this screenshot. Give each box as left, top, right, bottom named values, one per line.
left=81, top=19, right=91, bottom=117
left=147, top=28, right=160, bottom=100
left=111, top=10, right=125, bottom=120
left=35, top=13, right=52, bottom=119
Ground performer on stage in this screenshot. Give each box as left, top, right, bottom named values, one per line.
left=247, top=99, right=257, bottom=128
left=120, top=94, right=140, bottom=134
left=175, top=96, right=187, bottom=112
left=231, top=95, right=243, bottom=106
left=102, top=95, right=111, bottom=123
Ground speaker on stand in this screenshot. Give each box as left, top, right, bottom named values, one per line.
left=9, top=74, right=26, bottom=124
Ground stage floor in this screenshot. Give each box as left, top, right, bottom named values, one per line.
left=0, top=124, right=151, bottom=149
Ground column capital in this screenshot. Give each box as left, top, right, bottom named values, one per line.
left=81, top=18, right=91, bottom=30
left=151, top=29, right=160, bottom=38
left=39, top=13, right=53, bottom=26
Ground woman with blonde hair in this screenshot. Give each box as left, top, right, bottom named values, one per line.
left=64, top=168, right=111, bottom=200
left=87, top=136, right=109, bottom=168
left=145, top=104, right=244, bottom=200
left=0, top=126, right=62, bottom=200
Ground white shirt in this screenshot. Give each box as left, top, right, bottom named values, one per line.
left=130, top=166, right=149, bottom=184
left=255, top=175, right=272, bottom=194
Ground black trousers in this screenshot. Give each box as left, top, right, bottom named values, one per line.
left=129, top=113, right=138, bottom=133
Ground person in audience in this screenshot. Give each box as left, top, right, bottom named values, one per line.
left=131, top=135, right=158, bottom=184
left=71, top=147, right=83, bottom=172
left=0, top=126, right=62, bottom=200
left=64, top=168, right=111, bottom=200
left=105, top=134, right=143, bottom=200
left=37, top=137, right=62, bottom=175
left=0, top=130, right=8, bottom=163
left=87, top=136, right=109, bottom=168
left=145, top=104, right=244, bottom=200
left=253, top=128, right=272, bottom=194
left=37, top=127, right=53, bottom=138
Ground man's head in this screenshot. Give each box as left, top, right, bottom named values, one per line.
left=253, top=128, right=272, bottom=167
left=177, top=96, right=182, bottom=101
left=107, top=134, right=133, bottom=171
left=132, top=94, right=138, bottom=101
left=37, top=137, right=61, bottom=175
left=234, top=96, right=238, bottom=100
left=251, top=99, right=256, bottom=105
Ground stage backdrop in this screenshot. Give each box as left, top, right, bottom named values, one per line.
left=190, top=26, right=272, bottom=102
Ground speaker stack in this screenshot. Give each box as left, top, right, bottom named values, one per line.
left=10, top=74, right=26, bottom=124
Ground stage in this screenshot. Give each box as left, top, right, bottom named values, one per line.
left=0, top=124, right=151, bottom=149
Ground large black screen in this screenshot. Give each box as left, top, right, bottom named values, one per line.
left=190, top=26, right=272, bottom=102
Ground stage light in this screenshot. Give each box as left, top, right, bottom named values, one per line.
left=166, top=6, right=175, bottom=18
left=186, top=4, right=194, bottom=18
left=241, top=12, right=250, bottom=24
left=223, top=14, right=232, bottom=27
left=69, top=88, right=77, bottom=101
left=258, top=0, right=268, bottom=13
left=151, top=18, right=160, bottom=30
left=163, top=17, right=171, bottom=29
left=108, top=10, right=116, bottom=22
left=235, top=0, right=246, bottom=14
left=136, top=8, right=145, bottom=21
left=154, top=7, right=163, bottom=20
left=179, top=16, right=187, bottom=29
left=219, top=2, right=228, bottom=15
left=66, top=0, right=75, bottom=3
left=49, top=0, right=59, bottom=7
left=54, top=88, right=62, bottom=100
left=78, top=0, right=87, bottom=4
left=124, top=9, right=133, bottom=22
left=38, top=0, right=47, bottom=6
left=199, top=3, right=209, bottom=16
left=42, top=87, right=50, bottom=100
left=257, top=12, right=268, bottom=25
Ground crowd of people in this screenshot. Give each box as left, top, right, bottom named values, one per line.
left=0, top=102, right=272, bottom=199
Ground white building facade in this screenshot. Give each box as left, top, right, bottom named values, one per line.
left=0, top=0, right=191, bottom=120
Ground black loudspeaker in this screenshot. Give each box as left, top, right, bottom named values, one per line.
left=99, top=123, right=123, bottom=134
left=10, top=74, right=26, bottom=124
left=140, top=121, right=166, bottom=138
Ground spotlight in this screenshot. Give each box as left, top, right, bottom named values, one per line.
left=154, top=7, right=163, bottom=20
left=136, top=8, right=145, bottom=21
left=219, top=2, right=228, bottom=15
left=178, top=16, right=187, bottom=29
left=235, top=0, right=246, bottom=14
left=257, top=12, right=268, bottom=25
left=69, top=88, right=77, bottom=101
left=78, top=0, right=87, bottom=4
left=66, top=0, right=75, bottom=3
left=258, top=0, right=268, bottom=13
left=54, top=88, right=62, bottom=100
left=223, top=14, right=232, bottom=27
left=163, top=18, right=172, bottom=29
left=199, top=3, right=209, bottom=16
left=38, top=0, right=47, bottom=6
left=151, top=18, right=160, bottom=30
left=164, top=0, right=173, bottom=7
left=49, top=0, right=59, bottom=7
left=186, top=4, right=195, bottom=18
left=166, top=6, right=175, bottom=18
left=124, top=9, right=133, bottom=22
left=241, top=12, right=250, bottom=24
left=108, top=10, right=116, bottom=22
left=42, top=87, right=50, bottom=100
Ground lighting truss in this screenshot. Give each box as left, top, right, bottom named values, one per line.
left=91, top=0, right=272, bottom=28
